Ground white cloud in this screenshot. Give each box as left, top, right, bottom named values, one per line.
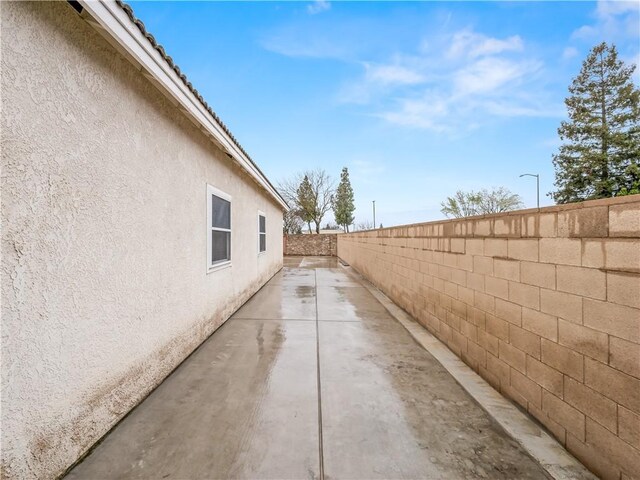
left=364, top=63, right=426, bottom=86
left=337, top=60, right=427, bottom=103
left=378, top=88, right=561, bottom=133
left=481, top=99, right=563, bottom=118
left=307, top=0, right=330, bottom=15
left=368, top=32, right=553, bottom=133
left=340, top=29, right=535, bottom=105
left=596, top=0, right=639, bottom=18
left=260, top=16, right=371, bottom=60
left=337, top=82, right=372, bottom=105
left=336, top=26, right=559, bottom=133
left=377, top=93, right=451, bottom=132
left=262, top=29, right=347, bottom=59
left=568, top=0, right=639, bottom=85
left=453, top=57, right=540, bottom=96
left=267, top=21, right=559, bottom=134
left=571, top=24, right=598, bottom=41
left=562, top=46, right=579, bottom=60
left=448, top=30, right=523, bottom=59
left=572, top=0, right=639, bottom=41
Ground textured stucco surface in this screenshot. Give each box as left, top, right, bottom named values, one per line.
left=1, top=2, right=283, bottom=478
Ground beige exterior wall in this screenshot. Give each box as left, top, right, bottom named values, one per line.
left=284, top=234, right=338, bottom=256
left=339, top=196, right=640, bottom=480
left=1, top=2, right=283, bottom=478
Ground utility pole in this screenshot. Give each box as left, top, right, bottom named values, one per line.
left=519, top=173, right=540, bottom=209
left=372, top=200, right=376, bottom=229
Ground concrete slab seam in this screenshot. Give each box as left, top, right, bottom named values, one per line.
left=232, top=317, right=363, bottom=323
left=338, top=263, right=597, bottom=480
left=314, top=269, right=326, bottom=480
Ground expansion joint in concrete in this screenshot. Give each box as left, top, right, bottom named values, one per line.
left=314, top=269, right=325, bottom=480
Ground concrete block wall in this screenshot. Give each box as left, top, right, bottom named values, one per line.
left=284, top=234, right=338, bottom=256
left=338, top=195, right=640, bottom=480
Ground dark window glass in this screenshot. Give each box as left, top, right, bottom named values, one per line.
left=258, top=214, right=266, bottom=252
left=212, top=195, right=230, bottom=229
left=212, top=230, right=230, bottom=262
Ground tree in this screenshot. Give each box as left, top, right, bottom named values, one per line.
left=333, top=167, right=356, bottom=232
left=278, top=169, right=336, bottom=233
left=278, top=179, right=309, bottom=233
left=304, top=169, right=335, bottom=233
left=355, top=220, right=374, bottom=231
left=441, top=187, right=524, bottom=218
left=296, top=175, right=315, bottom=233
left=441, top=190, right=481, bottom=218
left=475, top=187, right=524, bottom=214
left=283, top=209, right=303, bottom=234
left=551, top=42, right=640, bottom=203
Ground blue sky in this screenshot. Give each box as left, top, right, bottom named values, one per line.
left=130, top=0, right=639, bottom=227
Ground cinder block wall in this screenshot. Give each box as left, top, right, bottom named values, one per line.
left=284, top=234, right=338, bottom=256
left=338, top=196, right=639, bottom=480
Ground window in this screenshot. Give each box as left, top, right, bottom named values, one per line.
left=258, top=212, right=266, bottom=253
left=207, top=185, right=231, bottom=269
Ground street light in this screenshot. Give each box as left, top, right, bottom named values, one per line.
left=519, top=173, right=540, bottom=209
left=372, top=200, right=376, bottom=229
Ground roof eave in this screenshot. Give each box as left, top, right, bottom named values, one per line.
left=77, top=0, right=289, bottom=211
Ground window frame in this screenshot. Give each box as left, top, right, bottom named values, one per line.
left=207, top=184, right=232, bottom=272
left=258, top=211, right=266, bottom=255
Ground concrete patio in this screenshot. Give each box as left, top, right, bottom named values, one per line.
left=66, top=256, right=549, bottom=479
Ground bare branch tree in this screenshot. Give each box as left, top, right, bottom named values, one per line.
left=440, top=190, right=481, bottom=218
left=277, top=175, right=302, bottom=205
left=441, top=187, right=524, bottom=219
left=278, top=175, right=311, bottom=233
left=355, top=220, right=375, bottom=231
left=283, top=209, right=303, bottom=234
left=278, top=169, right=335, bottom=234
left=475, top=187, right=524, bottom=214
left=306, top=169, right=335, bottom=233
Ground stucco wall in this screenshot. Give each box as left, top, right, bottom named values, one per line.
left=1, top=2, right=283, bottom=478
left=338, top=196, right=640, bottom=480
left=283, top=234, right=338, bottom=256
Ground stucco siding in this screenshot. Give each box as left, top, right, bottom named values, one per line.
left=1, top=2, right=284, bottom=478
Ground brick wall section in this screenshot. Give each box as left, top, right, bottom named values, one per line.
left=284, top=234, right=338, bottom=256
left=338, top=195, right=640, bottom=480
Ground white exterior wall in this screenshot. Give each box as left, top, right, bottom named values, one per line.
left=1, top=2, right=284, bottom=478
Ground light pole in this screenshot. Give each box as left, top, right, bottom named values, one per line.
left=372, top=200, right=376, bottom=229
left=519, top=173, right=540, bottom=209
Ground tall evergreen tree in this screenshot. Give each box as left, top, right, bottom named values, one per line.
left=333, top=167, right=355, bottom=232
left=551, top=42, right=640, bottom=203
left=296, top=175, right=315, bottom=233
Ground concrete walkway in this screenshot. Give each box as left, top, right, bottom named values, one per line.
left=67, top=257, right=549, bottom=479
